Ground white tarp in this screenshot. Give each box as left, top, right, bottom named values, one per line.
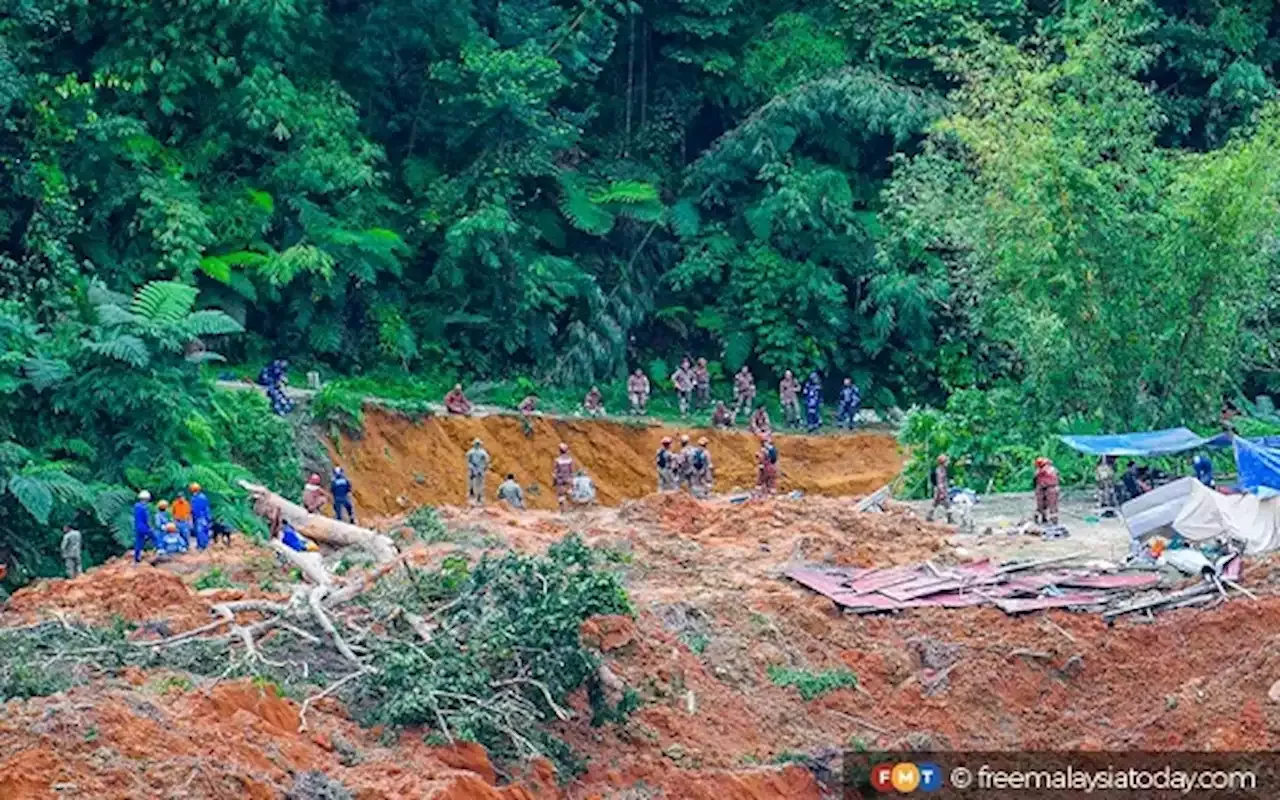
left=1172, top=480, right=1280, bottom=555
left=1121, top=477, right=1199, bottom=539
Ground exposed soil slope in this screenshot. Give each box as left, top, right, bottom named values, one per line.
left=333, top=409, right=903, bottom=513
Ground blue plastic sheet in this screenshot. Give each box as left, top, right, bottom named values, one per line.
left=1233, top=438, right=1280, bottom=497
left=1058, top=428, right=1232, bottom=457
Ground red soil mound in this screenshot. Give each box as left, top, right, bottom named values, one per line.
left=333, top=409, right=903, bottom=514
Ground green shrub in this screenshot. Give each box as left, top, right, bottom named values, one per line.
left=193, top=566, right=235, bottom=590
left=766, top=665, right=858, bottom=700
left=312, top=384, right=366, bottom=436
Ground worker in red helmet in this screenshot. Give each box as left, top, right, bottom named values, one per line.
left=302, top=472, right=326, bottom=514
left=1034, top=457, right=1061, bottom=525
left=552, top=443, right=575, bottom=513
left=655, top=437, right=676, bottom=493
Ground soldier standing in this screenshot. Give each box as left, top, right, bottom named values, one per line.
left=836, top=378, right=861, bottom=429
left=676, top=434, right=694, bottom=492
left=553, top=443, right=576, bottom=513
left=1096, top=456, right=1118, bottom=510
left=756, top=434, right=779, bottom=496
left=627, top=369, right=650, bottom=415
left=694, top=358, right=711, bottom=409
left=655, top=437, right=677, bottom=492
left=733, top=366, right=756, bottom=417
left=779, top=370, right=801, bottom=429
left=61, top=524, right=82, bottom=578
left=689, top=437, right=714, bottom=499
left=803, top=371, right=823, bottom=433
left=749, top=405, right=772, bottom=436
left=927, top=455, right=951, bottom=523
left=671, top=358, right=695, bottom=417
left=1034, top=457, right=1061, bottom=525
left=467, top=439, right=491, bottom=506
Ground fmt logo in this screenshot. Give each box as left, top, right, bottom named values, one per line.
left=869, top=761, right=942, bottom=793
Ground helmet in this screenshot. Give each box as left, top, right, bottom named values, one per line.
left=559, top=443, right=569, bottom=452
left=164, top=522, right=177, bottom=532
left=1035, top=457, right=1048, bottom=467
left=680, top=434, right=690, bottom=444
left=937, top=454, right=948, bottom=464
left=308, top=474, right=321, bottom=485
left=661, top=437, right=672, bottom=445
left=138, top=490, right=151, bottom=501
left=473, top=438, right=482, bottom=446
left=698, top=437, right=708, bottom=446
left=157, top=500, right=169, bottom=510
left=334, top=466, right=344, bottom=476
left=189, top=482, right=201, bottom=493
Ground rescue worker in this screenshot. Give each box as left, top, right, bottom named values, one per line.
left=749, top=405, right=772, bottom=436
left=61, top=524, right=82, bottom=578
left=172, top=491, right=193, bottom=548
left=711, top=401, right=734, bottom=429
left=655, top=437, right=677, bottom=492
left=258, top=359, right=294, bottom=415
left=190, top=483, right=211, bottom=550
left=836, top=378, right=861, bottom=429
left=571, top=470, right=597, bottom=506
left=583, top=386, right=605, bottom=417
left=444, top=384, right=472, bottom=415
left=331, top=467, right=356, bottom=523
left=676, top=434, right=694, bottom=492
left=552, top=443, right=576, bottom=513
left=693, top=358, right=711, bottom=409
left=803, top=372, right=823, bottom=433
left=671, top=358, right=695, bottom=417
left=927, top=455, right=951, bottom=523
left=756, top=434, right=779, bottom=496
left=133, top=490, right=154, bottom=563
left=154, top=499, right=172, bottom=532
left=302, top=473, right=326, bottom=513
left=497, top=473, right=525, bottom=509
left=1193, top=454, right=1215, bottom=488
left=467, top=439, right=491, bottom=506
left=689, top=437, right=714, bottom=499
left=733, top=366, right=756, bottom=418
left=279, top=520, right=313, bottom=553
left=627, top=369, right=651, bottom=414
left=161, top=522, right=187, bottom=554
left=778, top=370, right=801, bottom=429
left=1034, top=457, right=1061, bottom=525
left=518, top=394, right=538, bottom=415
left=1096, top=457, right=1118, bottom=510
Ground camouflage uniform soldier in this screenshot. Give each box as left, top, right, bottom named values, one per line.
left=689, top=437, right=714, bottom=499
left=671, top=359, right=695, bottom=417
left=749, top=405, right=772, bottom=436
left=497, top=473, right=525, bottom=509
left=553, top=443, right=576, bottom=513
left=466, top=439, right=491, bottom=506
left=655, top=437, right=677, bottom=492
left=693, top=358, right=711, bottom=409
left=711, top=401, right=734, bottom=428
left=756, top=434, right=779, bottom=496
left=583, top=386, right=605, bottom=417
left=1034, top=457, right=1061, bottom=525
left=927, top=454, right=951, bottom=523
left=627, top=369, right=650, bottom=415
left=778, top=370, right=801, bottom=428
left=676, top=434, right=694, bottom=492
left=733, top=367, right=756, bottom=417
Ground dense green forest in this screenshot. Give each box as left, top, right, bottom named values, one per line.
left=3, top=0, right=1280, bottom=579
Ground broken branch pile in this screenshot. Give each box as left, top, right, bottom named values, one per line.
left=786, top=555, right=1214, bottom=616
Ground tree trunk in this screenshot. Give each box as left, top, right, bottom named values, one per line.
left=239, top=480, right=398, bottom=563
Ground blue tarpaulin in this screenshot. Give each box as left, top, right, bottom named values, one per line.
left=1058, top=427, right=1233, bottom=457
left=1233, top=438, right=1280, bottom=497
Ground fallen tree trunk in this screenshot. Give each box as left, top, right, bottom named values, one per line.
left=239, top=480, right=398, bottom=562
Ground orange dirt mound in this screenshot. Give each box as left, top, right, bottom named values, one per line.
left=333, top=409, right=902, bottom=514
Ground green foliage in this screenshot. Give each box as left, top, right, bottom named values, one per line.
left=766, top=665, right=859, bottom=701
left=405, top=506, right=449, bottom=543
left=366, top=534, right=632, bottom=775
left=312, top=385, right=367, bottom=437
left=193, top=567, right=235, bottom=591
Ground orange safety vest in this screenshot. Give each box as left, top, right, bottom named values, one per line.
left=172, top=497, right=192, bottom=521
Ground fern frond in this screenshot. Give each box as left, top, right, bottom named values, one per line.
left=84, top=335, right=151, bottom=368
left=87, top=282, right=131, bottom=309
left=591, top=180, right=659, bottom=205
left=22, top=466, right=91, bottom=505
left=259, top=245, right=336, bottom=285
left=94, top=304, right=142, bottom=328
left=22, top=357, right=71, bottom=391
left=131, top=281, right=198, bottom=323
left=557, top=173, right=615, bottom=236
left=7, top=474, right=53, bottom=524
left=669, top=199, right=701, bottom=238
left=183, top=309, right=244, bottom=337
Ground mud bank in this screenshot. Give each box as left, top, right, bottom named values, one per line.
left=331, top=410, right=904, bottom=514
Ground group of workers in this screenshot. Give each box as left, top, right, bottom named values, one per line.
left=466, top=439, right=597, bottom=512
left=257, top=359, right=295, bottom=416
left=441, top=365, right=862, bottom=434
left=301, top=467, right=357, bottom=523
left=131, top=484, right=220, bottom=562
left=928, top=454, right=1064, bottom=526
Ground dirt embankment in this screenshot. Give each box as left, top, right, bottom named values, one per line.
left=332, top=409, right=903, bottom=514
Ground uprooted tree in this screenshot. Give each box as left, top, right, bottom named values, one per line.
left=0, top=484, right=635, bottom=777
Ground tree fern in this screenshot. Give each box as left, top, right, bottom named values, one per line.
left=7, top=473, right=54, bottom=524
left=22, top=357, right=71, bottom=391
left=591, top=180, right=659, bottom=205
left=557, top=173, right=616, bottom=236
left=131, top=281, right=198, bottom=323
left=183, top=309, right=244, bottom=337
left=83, top=335, right=151, bottom=368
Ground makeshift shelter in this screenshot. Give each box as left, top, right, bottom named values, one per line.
left=1059, top=427, right=1232, bottom=457
left=1173, top=480, right=1280, bottom=555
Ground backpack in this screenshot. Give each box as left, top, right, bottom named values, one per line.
left=766, top=444, right=778, bottom=464
left=691, top=449, right=707, bottom=471
left=656, top=450, right=670, bottom=469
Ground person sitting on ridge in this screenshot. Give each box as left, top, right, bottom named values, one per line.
left=583, top=386, right=605, bottom=417
left=748, top=405, right=772, bottom=436
left=444, top=383, right=472, bottom=415
left=711, top=401, right=734, bottom=429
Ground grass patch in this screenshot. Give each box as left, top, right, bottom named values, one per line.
left=766, top=665, right=858, bottom=701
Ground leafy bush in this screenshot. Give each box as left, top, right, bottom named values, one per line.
left=405, top=506, right=449, bottom=542
left=193, top=567, right=235, bottom=591
left=311, top=384, right=366, bottom=436
left=766, top=665, right=858, bottom=700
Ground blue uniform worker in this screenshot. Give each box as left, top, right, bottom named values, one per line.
left=1193, top=455, right=1215, bottom=488
left=281, top=523, right=309, bottom=552
left=331, top=467, right=355, bottom=523
left=190, top=484, right=212, bottom=550
left=803, top=372, right=823, bottom=433
left=836, top=378, right=861, bottom=429
left=133, top=492, right=154, bottom=562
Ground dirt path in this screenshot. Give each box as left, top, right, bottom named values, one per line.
left=331, top=408, right=904, bottom=514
